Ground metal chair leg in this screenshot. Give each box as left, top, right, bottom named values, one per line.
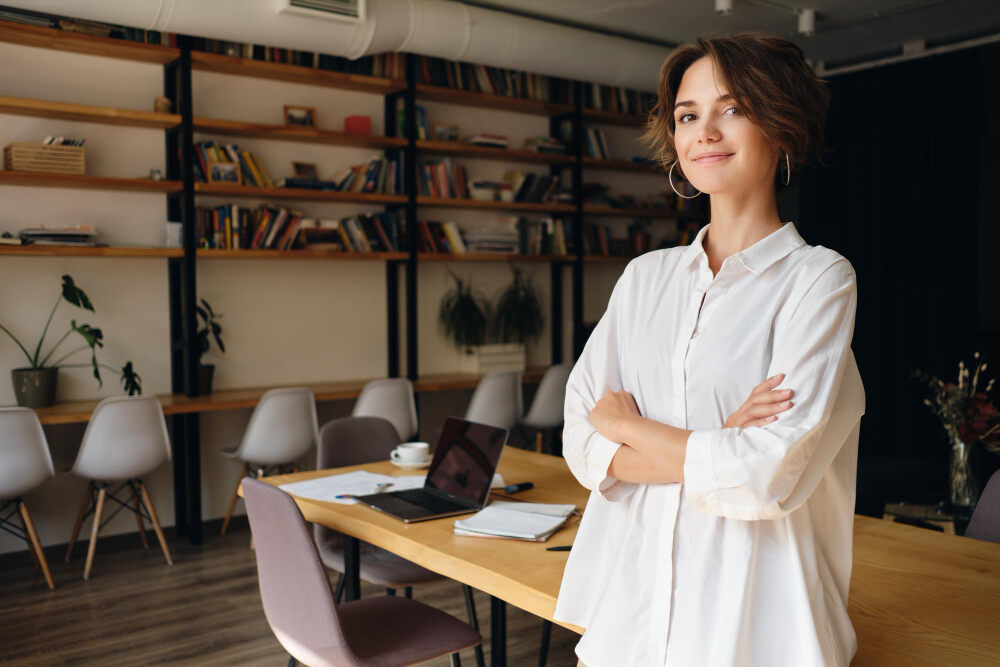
left=538, top=620, right=552, bottom=667
left=403, top=586, right=412, bottom=598
left=450, top=653, right=462, bottom=667
left=463, top=585, right=486, bottom=667
left=333, top=573, right=345, bottom=604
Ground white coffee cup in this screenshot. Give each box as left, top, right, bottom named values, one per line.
left=392, top=441, right=429, bottom=464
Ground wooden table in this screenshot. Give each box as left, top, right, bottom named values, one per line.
left=265, top=449, right=1000, bottom=667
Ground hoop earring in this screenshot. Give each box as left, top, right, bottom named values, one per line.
left=782, top=152, right=791, bottom=186
left=668, top=161, right=701, bottom=200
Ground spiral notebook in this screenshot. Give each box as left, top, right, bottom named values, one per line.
left=453, top=500, right=576, bottom=541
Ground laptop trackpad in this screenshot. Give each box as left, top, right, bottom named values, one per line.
left=364, top=493, right=433, bottom=521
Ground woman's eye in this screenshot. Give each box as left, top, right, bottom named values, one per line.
left=677, top=113, right=695, bottom=123
left=723, top=106, right=740, bottom=116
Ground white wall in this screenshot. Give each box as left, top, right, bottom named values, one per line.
left=0, top=39, right=669, bottom=554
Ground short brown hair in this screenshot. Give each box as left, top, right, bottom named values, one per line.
left=641, top=32, right=830, bottom=187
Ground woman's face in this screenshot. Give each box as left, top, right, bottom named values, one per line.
left=672, top=56, right=779, bottom=196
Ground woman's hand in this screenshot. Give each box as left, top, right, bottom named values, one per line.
left=724, top=373, right=795, bottom=428
left=590, top=390, right=641, bottom=443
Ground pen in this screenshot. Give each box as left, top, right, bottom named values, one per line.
left=374, top=482, right=394, bottom=493
left=503, top=481, right=534, bottom=494
left=546, top=545, right=572, bottom=551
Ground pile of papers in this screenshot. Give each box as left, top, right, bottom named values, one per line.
left=454, top=500, right=576, bottom=541
left=19, top=225, right=97, bottom=246
left=278, top=470, right=508, bottom=504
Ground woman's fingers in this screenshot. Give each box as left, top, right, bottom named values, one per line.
left=751, top=373, right=785, bottom=396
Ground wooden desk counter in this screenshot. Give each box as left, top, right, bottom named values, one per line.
left=267, top=449, right=1000, bottom=666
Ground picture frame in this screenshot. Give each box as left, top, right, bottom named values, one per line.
left=432, top=123, right=460, bottom=142
left=292, top=161, right=319, bottom=182
left=207, top=161, right=241, bottom=185
left=284, top=105, right=317, bottom=127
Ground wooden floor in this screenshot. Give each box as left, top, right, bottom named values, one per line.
left=0, top=526, right=580, bottom=666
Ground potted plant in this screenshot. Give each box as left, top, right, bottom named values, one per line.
left=195, top=299, right=225, bottom=395
left=1, top=275, right=141, bottom=408
left=439, top=271, right=489, bottom=356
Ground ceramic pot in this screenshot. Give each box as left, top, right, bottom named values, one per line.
left=11, top=367, right=58, bottom=408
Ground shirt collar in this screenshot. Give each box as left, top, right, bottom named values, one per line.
left=681, top=221, right=806, bottom=276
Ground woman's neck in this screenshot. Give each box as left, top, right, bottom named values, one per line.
left=702, top=189, right=783, bottom=276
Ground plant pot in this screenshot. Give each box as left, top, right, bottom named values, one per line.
left=458, top=343, right=526, bottom=374
left=198, top=364, right=215, bottom=395
left=11, top=367, right=58, bottom=408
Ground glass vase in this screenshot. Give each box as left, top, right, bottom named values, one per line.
left=949, top=438, right=978, bottom=508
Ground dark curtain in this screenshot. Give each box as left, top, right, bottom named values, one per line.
left=796, top=48, right=985, bottom=489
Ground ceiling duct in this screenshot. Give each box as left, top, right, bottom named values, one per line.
left=1, top=0, right=668, bottom=91
left=279, top=0, right=365, bottom=24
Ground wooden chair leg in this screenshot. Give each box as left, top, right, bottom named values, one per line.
left=130, top=481, right=149, bottom=548
left=535, top=431, right=543, bottom=453
left=20, top=501, right=54, bottom=590
left=139, top=481, right=173, bottom=566
left=220, top=463, right=248, bottom=536
left=83, top=486, right=106, bottom=580
left=66, top=482, right=93, bottom=562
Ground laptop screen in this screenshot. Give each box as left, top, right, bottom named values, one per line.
left=425, top=417, right=508, bottom=505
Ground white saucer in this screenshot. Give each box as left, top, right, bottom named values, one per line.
left=390, top=457, right=431, bottom=470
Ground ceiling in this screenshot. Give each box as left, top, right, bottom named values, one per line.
left=461, top=0, right=1000, bottom=68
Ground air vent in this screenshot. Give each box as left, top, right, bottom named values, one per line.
left=279, top=0, right=365, bottom=23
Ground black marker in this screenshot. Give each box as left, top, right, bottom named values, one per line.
left=546, top=545, right=572, bottom=551
left=503, top=481, right=534, bottom=494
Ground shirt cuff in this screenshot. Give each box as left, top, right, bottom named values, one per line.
left=589, top=432, right=637, bottom=502
left=683, top=428, right=724, bottom=514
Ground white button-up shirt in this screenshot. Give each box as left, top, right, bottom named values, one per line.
left=555, top=222, right=865, bottom=667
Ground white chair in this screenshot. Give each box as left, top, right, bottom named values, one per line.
left=518, top=363, right=573, bottom=453
left=465, top=370, right=523, bottom=431
left=352, top=378, right=418, bottom=442
left=220, top=387, right=318, bottom=535
left=66, top=395, right=173, bottom=580
left=0, top=407, right=56, bottom=590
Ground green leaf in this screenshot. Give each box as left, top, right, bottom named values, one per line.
left=61, top=275, right=94, bottom=312
left=120, top=361, right=143, bottom=396
left=71, top=320, right=105, bottom=387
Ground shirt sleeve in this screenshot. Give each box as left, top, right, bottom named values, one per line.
left=562, top=262, right=637, bottom=502
left=683, top=256, right=865, bottom=520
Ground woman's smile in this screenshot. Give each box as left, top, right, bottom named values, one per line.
left=692, top=152, right=734, bottom=164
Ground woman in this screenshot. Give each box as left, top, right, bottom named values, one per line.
left=554, top=33, right=866, bottom=666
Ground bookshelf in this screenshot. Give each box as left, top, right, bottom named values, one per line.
left=0, top=16, right=704, bottom=545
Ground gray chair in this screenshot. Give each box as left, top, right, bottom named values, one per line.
left=465, top=370, right=523, bottom=431
left=351, top=378, right=418, bottom=442
left=518, top=362, right=572, bottom=454
left=966, top=470, right=1000, bottom=544
left=243, top=477, right=481, bottom=667
left=66, top=395, right=173, bottom=580
left=221, top=387, right=319, bottom=535
left=0, top=407, right=56, bottom=590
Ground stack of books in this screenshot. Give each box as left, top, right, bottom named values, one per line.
left=463, top=133, right=509, bottom=149
left=523, top=136, right=566, bottom=154
left=19, top=225, right=97, bottom=246
left=463, top=220, right=519, bottom=253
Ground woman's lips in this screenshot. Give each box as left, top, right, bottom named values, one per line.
left=693, top=153, right=733, bottom=164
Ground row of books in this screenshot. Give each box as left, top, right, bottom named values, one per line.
left=322, top=151, right=404, bottom=195
left=584, top=127, right=612, bottom=160
left=417, top=217, right=570, bottom=256
left=416, top=55, right=573, bottom=105
left=418, top=159, right=469, bottom=199
left=396, top=105, right=429, bottom=140
left=582, top=83, right=656, bottom=116
left=196, top=204, right=403, bottom=252
left=502, top=171, right=561, bottom=203
left=192, top=140, right=274, bottom=187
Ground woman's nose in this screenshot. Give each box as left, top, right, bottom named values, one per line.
left=697, top=116, right=721, bottom=143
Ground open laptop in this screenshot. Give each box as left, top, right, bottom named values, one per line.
left=356, top=416, right=508, bottom=523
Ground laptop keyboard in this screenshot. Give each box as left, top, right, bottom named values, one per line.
left=393, top=488, right=471, bottom=514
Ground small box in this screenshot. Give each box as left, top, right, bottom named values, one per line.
left=344, top=115, right=372, bottom=135
left=470, top=183, right=497, bottom=201
left=4, top=142, right=85, bottom=175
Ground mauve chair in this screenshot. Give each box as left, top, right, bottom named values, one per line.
left=966, top=470, right=1000, bottom=544
left=242, top=477, right=481, bottom=667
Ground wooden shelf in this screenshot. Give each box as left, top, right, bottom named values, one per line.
left=193, top=117, right=407, bottom=150
left=583, top=204, right=696, bottom=219
left=31, top=368, right=549, bottom=425
left=418, top=252, right=573, bottom=263
left=195, top=182, right=406, bottom=204
left=416, top=84, right=575, bottom=117
left=0, top=171, right=182, bottom=193
left=417, top=197, right=573, bottom=214
left=198, top=248, right=407, bottom=261
left=416, top=140, right=573, bottom=165
left=0, top=245, right=182, bottom=258
left=0, top=95, right=181, bottom=129
left=0, top=19, right=179, bottom=64
left=191, top=51, right=407, bottom=95
left=585, top=254, right=635, bottom=263
left=582, top=156, right=659, bottom=173
left=581, top=108, right=648, bottom=127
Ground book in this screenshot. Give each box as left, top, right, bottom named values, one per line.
left=453, top=501, right=575, bottom=541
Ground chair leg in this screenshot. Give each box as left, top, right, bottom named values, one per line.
left=463, top=585, right=487, bottom=667
left=130, top=481, right=149, bottom=549
left=287, top=656, right=296, bottom=667
left=538, top=620, right=552, bottom=667
left=333, top=573, right=345, bottom=604
left=83, top=486, right=106, bottom=580
left=450, top=653, right=462, bottom=667
left=19, top=501, right=54, bottom=590
left=535, top=431, right=543, bottom=453
left=65, top=482, right=93, bottom=562
left=139, top=481, right=173, bottom=566
left=220, top=463, right=248, bottom=536
left=404, top=586, right=412, bottom=599
left=386, top=587, right=396, bottom=596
